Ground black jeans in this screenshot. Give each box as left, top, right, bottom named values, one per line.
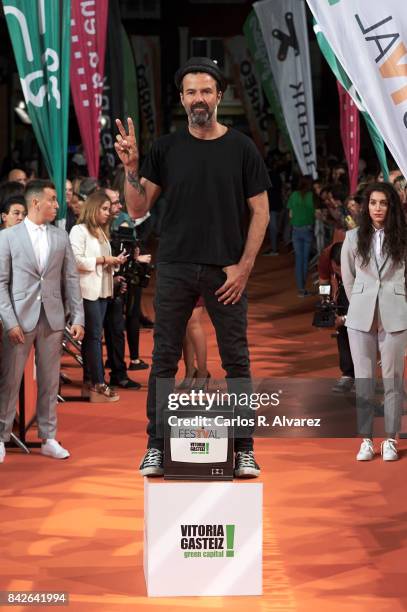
left=104, top=295, right=127, bottom=383
left=146, top=263, right=254, bottom=452
left=82, top=298, right=108, bottom=385
left=125, top=286, right=142, bottom=360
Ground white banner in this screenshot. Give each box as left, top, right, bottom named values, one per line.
left=306, top=0, right=407, bottom=179
left=253, top=0, right=317, bottom=178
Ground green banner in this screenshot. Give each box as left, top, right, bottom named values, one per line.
left=313, top=21, right=389, bottom=181
left=3, top=0, right=71, bottom=220
left=243, top=11, right=290, bottom=151
left=121, top=24, right=140, bottom=146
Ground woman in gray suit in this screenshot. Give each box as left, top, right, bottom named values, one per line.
left=341, top=182, right=407, bottom=461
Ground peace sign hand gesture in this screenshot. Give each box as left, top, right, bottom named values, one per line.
left=114, top=117, right=139, bottom=171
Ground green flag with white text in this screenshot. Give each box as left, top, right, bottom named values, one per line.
left=3, top=0, right=71, bottom=220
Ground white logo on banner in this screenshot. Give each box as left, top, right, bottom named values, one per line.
left=253, top=0, right=317, bottom=178
left=4, top=5, right=61, bottom=108
left=306, top=0, right=407, bottom=179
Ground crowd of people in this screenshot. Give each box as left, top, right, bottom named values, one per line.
left=1, top=55, right=407, bottom=470
left=0, top=169, right=155, bottom=392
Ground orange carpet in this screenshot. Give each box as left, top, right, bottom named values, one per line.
left=1, top=252, right=407, bottom=612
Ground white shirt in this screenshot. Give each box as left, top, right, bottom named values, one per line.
left=372, top=226, right=385, bottom=267
left=24, top=217, right=49, bottom=272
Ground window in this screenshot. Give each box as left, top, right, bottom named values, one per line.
left=189, top=37, right=238, bottom=103
left=190, top=38, right=225, bottom=70
left=120, top=0, right=161, bottom=19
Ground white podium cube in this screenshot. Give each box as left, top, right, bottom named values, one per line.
left=144, top=479, right=263, bottom=597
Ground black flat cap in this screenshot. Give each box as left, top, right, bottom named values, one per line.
left=174, top=57, right=227, bottom=92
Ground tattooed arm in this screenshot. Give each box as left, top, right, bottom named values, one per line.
left=124, top=167, right=161, bottom=218
left=115, top=117, right=161, bottom=218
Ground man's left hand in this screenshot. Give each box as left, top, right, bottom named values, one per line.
left=215, top=263, right=250, bottom=305
left=70, top=324, right=85, bottom=341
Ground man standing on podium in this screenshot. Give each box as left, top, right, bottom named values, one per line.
left=0, top=180, right=84, bottom=463
left=115, top=58, right=270, bottom=478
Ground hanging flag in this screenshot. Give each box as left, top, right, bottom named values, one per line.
left=131, top=36, right=162, bottom=152
left=121, top=25, right=140, bottom=146
left=224, top=36, right=271, bottom=156
left=70, top=0, right=109, bottom=178
left=100, top=0, right=124, bottom=175
left=306, top=1, right=405, bottom=178
left=313, top=21, right=389, bottom=181
left=253, top=0, right=318, bottom=178
left=337, top=82, right=360, bottom=193
left=3, top=0, right=71, bottom=220
left=243, top=11, right=290, bottom=151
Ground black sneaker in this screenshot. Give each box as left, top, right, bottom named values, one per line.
left=234, top=451, right=260, bottom=478
left=139, top=448, right=164, bottom=476
left=332, top=376, right=354, bottom=393
left=140, top=315, right=154, bottom=329
left=110, top=378, right=141, bottom=390
left=128, top=359, right=149, bottom=371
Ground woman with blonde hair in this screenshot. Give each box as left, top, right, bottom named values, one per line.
left=70, top=190, right=128, bottom=402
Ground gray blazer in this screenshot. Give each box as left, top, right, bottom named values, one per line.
left=341, top=227, right=407, bottom=333
left=0, top=222, right=84, bottom=333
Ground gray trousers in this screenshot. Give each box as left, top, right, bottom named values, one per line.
left=0, top=307, right=63, bottom=442
left=347, top=309, right=407, bottom=437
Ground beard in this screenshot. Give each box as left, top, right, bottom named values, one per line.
left=189, top=103, right=214, bottom=126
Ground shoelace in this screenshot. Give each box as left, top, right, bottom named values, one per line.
left=236, top=451, right=256, bottom=466
left=143, top=449, right=163, bottom=466
left=381, top=439, right=397, bottom=455
left=361, top=439, right=373, bottom=451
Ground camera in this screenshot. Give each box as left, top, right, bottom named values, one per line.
left=110, top=226, right=154, bottom=289
left=312, top=284, right=346, bottom=328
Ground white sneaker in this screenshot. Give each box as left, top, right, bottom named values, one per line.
left=41, top=439, right=70, bottom=460
left=356, top=438, right=375, bottom=461
left=0, top=442, right=5, bottom=463
left=381, top=438, right=398, bottom=461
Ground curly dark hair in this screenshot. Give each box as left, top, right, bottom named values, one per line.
left=356, top=182, right=407, bottom=266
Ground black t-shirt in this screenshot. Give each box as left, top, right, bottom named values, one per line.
left=140, top=127, right=270, bottom=266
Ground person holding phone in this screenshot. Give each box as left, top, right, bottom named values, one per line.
left=70, top=190, right=129, bottom=402
left=341, top=182, right=407, bottom=461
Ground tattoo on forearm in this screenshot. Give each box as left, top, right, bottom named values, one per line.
left=127, top=170, right=146, bottom=196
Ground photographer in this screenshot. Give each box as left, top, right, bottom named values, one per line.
left=103, top=189, right=141, bottom=389
left=318, top=241, right=354, bottom=393
left=110, top=199, right=152, bottom=373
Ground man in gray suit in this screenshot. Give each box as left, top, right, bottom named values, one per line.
left=0, top=179, right=84, bottom=463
